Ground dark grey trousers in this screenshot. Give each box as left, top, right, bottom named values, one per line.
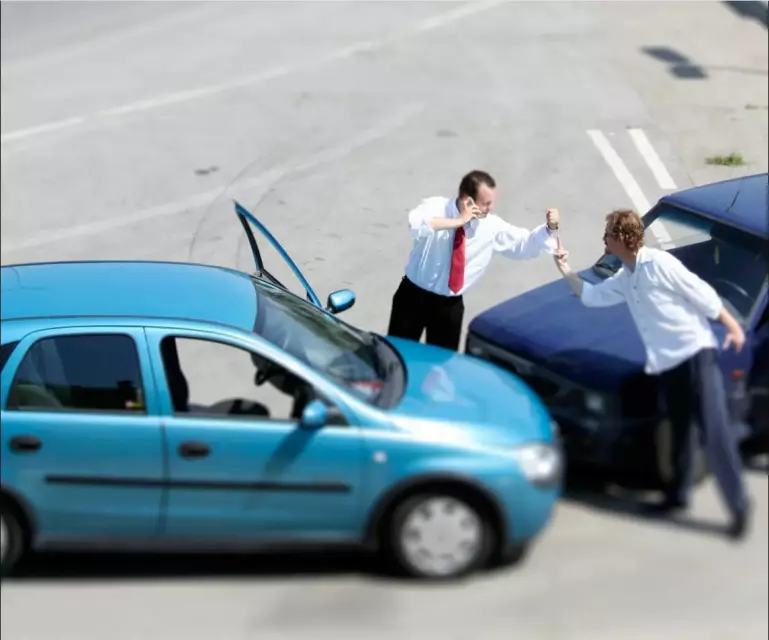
left=659, top=347, right=748, bottom=514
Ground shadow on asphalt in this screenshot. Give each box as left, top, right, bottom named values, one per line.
left=641, top=45, right=767, bottom=80
left=562, top=456, right=767, bottom=539
left=744, top=454, right=769, bottom=474
left=723, top=0, right=769, bottom=29
left=10, top=548, right=386, bottom=583
left=9, top=460, right=764, bottom=583
left=561, top=482, right=728, bottom=538
left=641, top=45, right=709, bottom=79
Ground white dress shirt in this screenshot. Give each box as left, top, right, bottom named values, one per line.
left=580, top=246, right=724, bottom=375
left=404, top=196, right=557, bottom=297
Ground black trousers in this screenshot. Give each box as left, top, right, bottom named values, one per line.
left=386, top=276, right=465, bottom=351
left=659, top=347, right=748, bottom=514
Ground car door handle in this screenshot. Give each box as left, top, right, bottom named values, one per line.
left=9, top=435, right=42, bottom=453
left=178, top=441, right=210, bottom=459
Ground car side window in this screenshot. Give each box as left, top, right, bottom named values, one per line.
left=159, top=336, right=345, bottom=425
left=6, top=334, right=146, bottom=413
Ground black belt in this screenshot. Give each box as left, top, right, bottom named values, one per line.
left=401, top=276, right=463, bottom=304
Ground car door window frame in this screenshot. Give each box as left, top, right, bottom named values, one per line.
left=753, top=289, right=769, bottom=331
left=145, top=327, right=353, bottom=428
left=1, top=326, right=160, bottom=417
left=0, top=340, right=20, bottom=373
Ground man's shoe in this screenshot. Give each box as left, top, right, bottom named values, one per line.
left=727, top=500, right=752, bottom=540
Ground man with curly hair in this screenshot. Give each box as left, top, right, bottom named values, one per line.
left=553, top=209, right=751, bottom=540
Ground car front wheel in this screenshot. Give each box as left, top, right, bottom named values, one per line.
left=388, top=493, right=493, bottom=580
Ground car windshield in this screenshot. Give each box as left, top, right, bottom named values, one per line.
left=593, top=203, right=768, bottom=324
left=250, top=278, right=405, bottom=408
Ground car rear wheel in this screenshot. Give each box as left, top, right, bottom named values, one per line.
left=388, top=493, right=493, bottom=580
left=0, top=508, right=25, bottom=579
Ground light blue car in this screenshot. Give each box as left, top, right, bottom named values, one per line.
left=0, top=202, right=561, bottom=580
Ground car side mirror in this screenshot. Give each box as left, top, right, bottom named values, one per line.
left=327, top=289, right=356, bottom=314
left=300, top=399, right=328, bottom=429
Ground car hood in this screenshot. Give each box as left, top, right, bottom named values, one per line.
left=467, top=271, right=648, bottom=391
left=383, top=337, right=553, bottom=448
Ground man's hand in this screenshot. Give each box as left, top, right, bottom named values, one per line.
left=553, top=236, right=571, bottom=275
left=426, top=197, right=479, bottom=231
left=459, top=196, right=480, bottom=224
left=717, top=306, right=746, bottom=354
left=723, top=323, right=746, bottom=354
left=546, top=208, right=560, bottom=231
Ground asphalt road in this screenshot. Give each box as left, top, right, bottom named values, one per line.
left=1, top=2, right=767, bottom=639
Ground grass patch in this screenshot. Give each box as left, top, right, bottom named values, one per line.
left=745, top=104, right=768, bottom=110
left=705, top=152, right=746, bottom=166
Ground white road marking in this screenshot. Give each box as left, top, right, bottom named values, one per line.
left=627, top=128, right=677, bottom=190
left=0, top=103, right=424, bottom=257
left=0, top=116, right=86, bottom=142
left=587, top=129, right=651, bottom=214
left=587, top=129, right=674, bottom=248
left=96, top=63, right=299, bottom=118
left=0, top=0, right=505, bottom=144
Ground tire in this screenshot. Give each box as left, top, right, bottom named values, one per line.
left=612, top=420, right=708, bottom=491
left=1, top=507, right=25, bottom=579
left=493, top=542, right=529, bottom=569
left=388, top=493, right=494, bottom=580
left=652, top=419, right=709, bottom=489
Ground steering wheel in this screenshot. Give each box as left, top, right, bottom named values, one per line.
left=713, top=278, right=752, bottom=306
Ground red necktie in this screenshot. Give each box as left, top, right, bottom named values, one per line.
left=448, top=225, right=466, bottom=293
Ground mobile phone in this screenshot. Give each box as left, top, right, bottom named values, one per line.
left=467, top=197, right=485, bottom=218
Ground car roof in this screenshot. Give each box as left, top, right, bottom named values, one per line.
left=0, top=260, right=258, bottom=331
left=660, top=172, right=768, bottom=239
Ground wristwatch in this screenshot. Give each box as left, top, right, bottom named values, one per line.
left=547, top=221, right=559, bottom=232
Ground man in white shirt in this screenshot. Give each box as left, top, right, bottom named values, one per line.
left=386, top=170, right=559, bottom=351
left=553, top=209, right=751, bottom=539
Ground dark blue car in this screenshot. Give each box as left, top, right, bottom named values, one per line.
left=466, top=173, right=769, bottom=490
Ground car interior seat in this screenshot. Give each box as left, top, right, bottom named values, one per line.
left=160, top=337, right=190, bottom=412
left=161, top=336, right=271, bottom=417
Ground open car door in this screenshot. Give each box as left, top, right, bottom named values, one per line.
left=234, top=200, right=323, bottom=307
left=188, top=158, right=355, bottom=316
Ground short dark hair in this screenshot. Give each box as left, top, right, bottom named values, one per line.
left=458, top=170, right=496, bottom=200
left=605, top=209, right=645, bottom=252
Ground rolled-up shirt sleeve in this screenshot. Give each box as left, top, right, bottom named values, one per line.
left=660, top=253, right=723, bottom=319
left=580, top=272, right=627, bottom=307
left=407, top=199, right=438, bottom=239
left=493, top=222, right=557, bottom=259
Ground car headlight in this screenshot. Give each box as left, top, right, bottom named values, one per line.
left=584, top=392, right=605, bottom=414
left=509, top=443, right=562, bottom=486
